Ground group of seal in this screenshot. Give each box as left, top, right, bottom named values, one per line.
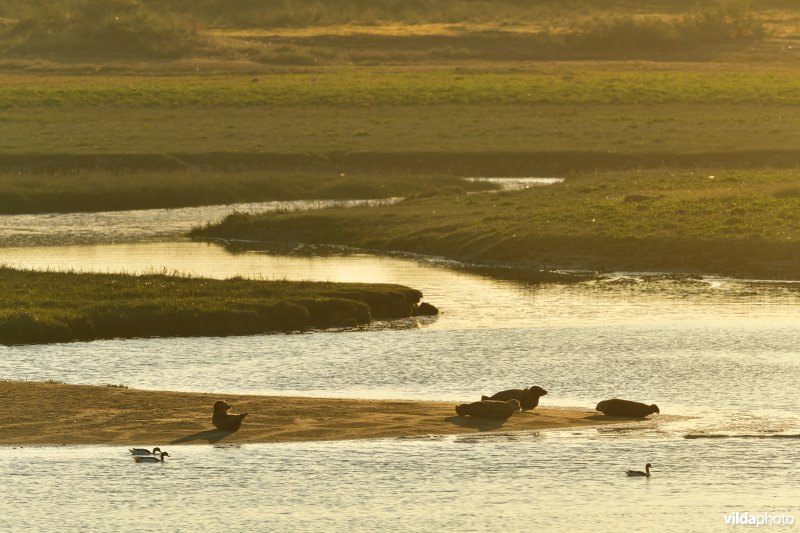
left=454, top=386, right=660, bottom=424
left=455, top=388, right=658, bottom=476
left=455, top=385, right=548, bottom=421
left=212, top=400, right=248, bottom=431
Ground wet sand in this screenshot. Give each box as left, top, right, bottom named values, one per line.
left=1, top=381, right=658, bottom=445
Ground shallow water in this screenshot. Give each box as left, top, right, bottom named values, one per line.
left=2, top=435, right=797, bottom=532
left=464, top=176, right=564, bottom=190
left=0, top=197, right=400, bottom=247
left=1, top=201, right=799, bottom=531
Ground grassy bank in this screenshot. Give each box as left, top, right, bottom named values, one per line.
left=0, top=4, right=797, bottom=217
left=0, top=268, right=427, bottom=345
left=191, top=168, right=800, bottom=280
left=0, top=167, right=490, bottom=214
left=3, top=68, right=800, bottom=214
left=5, top=68, right=800, bottom=108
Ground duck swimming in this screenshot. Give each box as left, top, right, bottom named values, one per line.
left=134, top=451, right=170, bottom=463
left=129, top=447, right=161, bottom=456
left=626, top=463, right=652, bottom=477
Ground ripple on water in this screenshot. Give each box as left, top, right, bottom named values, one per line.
left=2, top=199, right=800, bottom=530
left=1, top=437, right=798, bottom=532
left=0, top=197, right=401, bottom=247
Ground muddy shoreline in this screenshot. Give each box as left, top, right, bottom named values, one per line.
left=0, top=381, right=657, bottom=445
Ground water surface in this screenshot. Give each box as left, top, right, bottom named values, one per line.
left=1, top=201, right=798, bottom=531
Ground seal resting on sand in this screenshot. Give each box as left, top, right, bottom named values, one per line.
left=212, top=400, right=248, bottom=431
left=482, top=385, right=548, bottom=410
left=455, top=399, right=521, bottom=420
left=595, top=399, right=660, bottom=418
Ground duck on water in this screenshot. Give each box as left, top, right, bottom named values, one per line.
left=129, top=447, right=161, bottom=456
left=134, top=452, right=170, bottom=463
left=626, top=463, right=653, bottom=477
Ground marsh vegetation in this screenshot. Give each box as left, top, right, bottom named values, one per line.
left=192, top=168, right=800, bottom=280
left=2, top=0, right=799, bottom=306
left=0, top=0, right=786, bottom=62
left=0, top=268, right=424, bottom=344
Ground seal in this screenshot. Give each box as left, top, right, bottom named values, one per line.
left=481, top=385, right=548, bottom=410
left=455, top=399, right=521, bottom=420
left=212, top=400, right=248, bottom=431
left=595, top=398, right=659, bottom=418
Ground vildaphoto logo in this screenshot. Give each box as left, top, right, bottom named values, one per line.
left=724, top=511, right=796, bottom=527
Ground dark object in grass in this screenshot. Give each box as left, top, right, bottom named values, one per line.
left=455, top=399, right=521, bottom=420
left=212, top=400, right=248, bottom=431
left=481, top=385, right=548, bottom=410
left=595, top=398, right=660, bottom=418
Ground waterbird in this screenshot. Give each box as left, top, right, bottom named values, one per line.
left=134, top=451, right=170, bottom=463
left=626, top=463, right=652, bottom=477
left=129, top=447, right=161, bottom=456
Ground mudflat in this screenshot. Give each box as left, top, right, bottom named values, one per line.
left=0, top=381, right=651, bottom=445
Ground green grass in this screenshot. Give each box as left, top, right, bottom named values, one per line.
left=4, top=69, right=800, bottom=108
left=0, top=268, right=426, bottom=344
left=3, top=101, right=799, bottom=156
left=0, top=168, right=491, bottom=214
left=3, top=67, right=800, bottom=213
left=191, top=168, right=800, bottom=280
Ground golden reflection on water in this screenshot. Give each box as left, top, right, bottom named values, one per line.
left=2, top=197, right=799, bottom=530
left=2, top=242, right=799, bottom=332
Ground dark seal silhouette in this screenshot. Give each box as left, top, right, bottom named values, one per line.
left=212, top=400, right=248, bottom=431
left=482, top=385, right=548, bottom=410
left=455, top=399, right=521, bottom=420
left=595, top=398, right=659, bottom=418
left=413, top=302, right=439, bottom=316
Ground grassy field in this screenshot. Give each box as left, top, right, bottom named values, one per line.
left=4, top=67, right=800, bottom=108
left=3, top=66, right=800, bottom=213
left=0, top=169, right=491, bottom=214
left=0, top=268, right=427, bottom=344
left=191, top=168, right=800, bottom=280
left=2, top=0, right=800, bottom=280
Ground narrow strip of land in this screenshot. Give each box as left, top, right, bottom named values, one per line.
left=0, top=268, right=428, bottom=345
left=0, top=381, right=647, bottom=445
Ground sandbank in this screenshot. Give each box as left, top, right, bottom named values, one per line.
left=1, top=381, right=662, bottom=445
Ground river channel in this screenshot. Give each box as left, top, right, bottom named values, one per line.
left=1, top=196, right=798, bottom=532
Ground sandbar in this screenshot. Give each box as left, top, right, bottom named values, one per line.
left=1, top=381, right=660, bottom=445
